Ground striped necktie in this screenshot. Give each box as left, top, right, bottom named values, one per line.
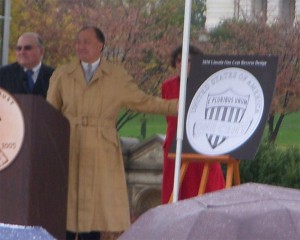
left=85, top=64, right=93, bottom=82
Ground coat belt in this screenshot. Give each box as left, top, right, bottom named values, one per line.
left=68, top=116, right=101, bottom=127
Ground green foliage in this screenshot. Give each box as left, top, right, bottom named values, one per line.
left=205, top=19, right=300, bottom=144
left=191, top=0, right=206, bottom=27
left=207, top=20, right=234, bottom=42
left=240, top=142, right=300, bottom=189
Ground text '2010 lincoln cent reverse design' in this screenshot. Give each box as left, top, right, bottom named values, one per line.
left=0, top=88, right=25, bottom=171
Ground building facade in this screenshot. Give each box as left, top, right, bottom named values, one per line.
left=205, top=0, right=300, bottom=30
left=121, top=135, right=166, bottom=221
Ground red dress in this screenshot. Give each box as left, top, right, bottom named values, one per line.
left=161, top=76, right=225, bottom=204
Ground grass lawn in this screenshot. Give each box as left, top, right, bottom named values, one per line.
left=118, top=111, right=300, bottom=146
left=118, top=114, right=166, bottom=140
left=275, top=111, right=300, bottom=146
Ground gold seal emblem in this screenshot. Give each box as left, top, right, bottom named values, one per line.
left=0, top=88, right=25, bottom=171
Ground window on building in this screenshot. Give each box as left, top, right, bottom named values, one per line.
left=252, top=0, right=267, bottom=22
left=280, top=0, right=295, bottom=24
left=234, top=0, right=240, bottom=19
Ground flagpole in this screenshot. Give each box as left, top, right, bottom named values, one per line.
left=172, top=0, right=192, bottom=203
left=2, top=0, right=11, bottom=65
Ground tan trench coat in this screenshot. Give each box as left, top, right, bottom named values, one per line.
left=46, top=59, right=177, bottom=232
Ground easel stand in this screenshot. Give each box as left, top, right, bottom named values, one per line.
left=168, top=153, right=240, bottom=203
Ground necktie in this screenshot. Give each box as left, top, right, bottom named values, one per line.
left=26, top=69, right=34, bottom=92
left=84, top=64, right=93, bottom=82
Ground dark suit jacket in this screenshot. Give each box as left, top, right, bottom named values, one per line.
left=0, top=62, right=54, bottom=98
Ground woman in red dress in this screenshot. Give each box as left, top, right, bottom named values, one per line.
left=161, top=45, right=225, bottom=204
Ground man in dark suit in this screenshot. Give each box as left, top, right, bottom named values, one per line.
left=0, top=32, right=54, bottom=97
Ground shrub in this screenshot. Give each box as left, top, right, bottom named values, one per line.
left=240, top=142, right=300, bottom=189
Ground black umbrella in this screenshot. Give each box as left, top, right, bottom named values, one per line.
left=119, top=183, right=300, bottom=240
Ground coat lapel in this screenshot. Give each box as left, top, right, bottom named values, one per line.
left=65, top=59, right=112, bottom=86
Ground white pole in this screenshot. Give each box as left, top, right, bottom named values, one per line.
left=172, top=0, right=192, bottom=203
left=2, top=0, right=11, bottom=65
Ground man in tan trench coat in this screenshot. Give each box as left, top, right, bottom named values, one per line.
left=46, top=26, right=177, bottom=240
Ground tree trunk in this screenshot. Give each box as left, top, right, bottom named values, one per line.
left=268, top=112, right=285, bottom=144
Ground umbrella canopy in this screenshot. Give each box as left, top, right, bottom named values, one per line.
left=0, top=223, right=55, bottom=240
left=119, top=183, right=300, bottom=240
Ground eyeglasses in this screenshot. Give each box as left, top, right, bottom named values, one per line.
left=15, top=45, right=34, bottom=51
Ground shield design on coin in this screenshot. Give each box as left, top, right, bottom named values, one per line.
left=204, top=89, right=250, bottom=149
left=186, top=67, right=264, bottom=156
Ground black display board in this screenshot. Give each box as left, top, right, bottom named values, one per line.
left=172, top=55, right=278, bottom=160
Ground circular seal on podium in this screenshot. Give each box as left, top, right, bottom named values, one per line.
left=0, top=88, right=25, bottom=171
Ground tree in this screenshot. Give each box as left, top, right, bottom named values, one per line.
left=59, top=0, right=205, bottom=133
left=10, top=0, right=77, bottom=65
left=9, top=0, right=206, bottom=136
left=205, top=19, right=300, bottom=144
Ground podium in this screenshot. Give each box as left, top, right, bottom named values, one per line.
left=0, top=95, right=70, bottom=239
